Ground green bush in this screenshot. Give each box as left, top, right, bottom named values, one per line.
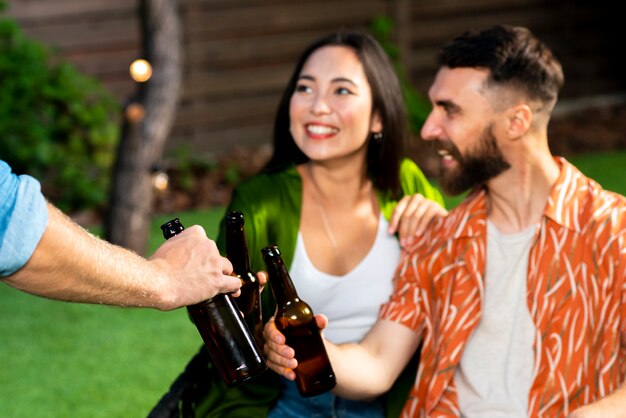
left=0, top=7, right=120, bottom=213
left=371, top=16, right=431, bottom=133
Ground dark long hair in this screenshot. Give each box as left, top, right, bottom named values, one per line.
left=263, top=31, right=408, bottom=197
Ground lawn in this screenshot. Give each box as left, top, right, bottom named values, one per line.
left=1, top=151, right=625, bottom=417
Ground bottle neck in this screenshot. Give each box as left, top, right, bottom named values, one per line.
left=162, top=218, right=185, bottom=239
left=226, top=226, right=251, bottom=273
left=266, top=255, right=298, bottom=303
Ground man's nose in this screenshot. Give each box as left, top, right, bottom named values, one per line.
left=420, top=111, right=441, bottom=142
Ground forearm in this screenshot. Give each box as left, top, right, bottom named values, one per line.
left=327, top=340, right=400, bottom=399
left=568, top=383, right=626, bottom=418
left=4, top=203, right=170, bottom=308
left=265, top=317, right=420, bottom=400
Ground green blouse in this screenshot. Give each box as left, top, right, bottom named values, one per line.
left=195, top=159, right=443, bottom=418
left=215, top=159, right=443, bottom=275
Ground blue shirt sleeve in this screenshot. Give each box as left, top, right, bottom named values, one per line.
left=0, top=160, right=49, bottom=277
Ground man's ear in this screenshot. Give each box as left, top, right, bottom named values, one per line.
left=507, top=104, right=533, bottom=139
left=370, top=110, right=383, bottom=134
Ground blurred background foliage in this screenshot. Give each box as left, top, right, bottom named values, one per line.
left=0, top=2, right=120, bottom=213
left=371, top=15, right=432, bottom=135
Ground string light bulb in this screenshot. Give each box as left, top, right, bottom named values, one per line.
left=152, top=171, right=169, bottom=193
left=130, top=59, right=152, bottom=83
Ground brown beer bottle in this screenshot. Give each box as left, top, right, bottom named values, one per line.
left=261, top=245, right=336, bottom=397
left=161, top=218, right=266, bottom=387
left=225, top=211, right=263, bottom=347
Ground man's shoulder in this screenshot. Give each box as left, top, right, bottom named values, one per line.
left=574, top=164, right=626, bottom=214
left=409, top=189, right=487, bottom=253
left=586, top=181, right=626, bottom=224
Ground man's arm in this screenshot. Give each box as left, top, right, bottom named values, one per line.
left=2, top=203, right=241, bottom=310
left=264, top=314, right=421, bottom=399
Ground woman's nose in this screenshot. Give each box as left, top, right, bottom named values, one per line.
left=310, top=93, right=331, bottom=115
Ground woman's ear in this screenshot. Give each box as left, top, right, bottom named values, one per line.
left=370, top=110, right=383, bottom=134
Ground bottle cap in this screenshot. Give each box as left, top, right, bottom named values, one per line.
left=225, top=211, right=245, bottom=226
left=261, top=245, right=281, bottom=260
left=161, top=218, right=184, bottom=239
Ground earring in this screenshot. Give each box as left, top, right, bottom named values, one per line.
left=373, top=132, right=383, bottom=141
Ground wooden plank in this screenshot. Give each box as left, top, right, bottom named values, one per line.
left=5, top=0, right=136, bottom=23
left=97, top=78, right=136, bottom=101
left=185, top=28, right=338, bottom=68
left=167, top=123, right=274, bottom=156
left=389, top=0, right=411, bottom=71
left=173, top=95, right=279, bottom=130
left=409, top=0, right=555, bottom=17
left=182, top=65, right=292, bottom=99
left=180, top=0, right=293, bottom=7
left=19, top=16, right=140, bottom=51
left=408, top=9, right=564, bottom=46
left=64, top=48, right=142, bottom=77
left=184, top=0, right=386, bottom=38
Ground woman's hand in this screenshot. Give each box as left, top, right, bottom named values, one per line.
left=256, top=271, right=268, bottom=293
left=388, top=194, right=448, bottom=247
left=263, top=314, right=328, bottom=380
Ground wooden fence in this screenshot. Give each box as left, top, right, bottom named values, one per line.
left=5, top=0, right=623, bottom=157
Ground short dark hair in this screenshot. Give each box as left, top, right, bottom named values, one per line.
left=264, top=31, right=407, bottom=196
left=439, top=25, right=564, bottom=107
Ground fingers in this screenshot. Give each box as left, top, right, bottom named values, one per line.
left=392, top=195, right=447, bottom=247
left=388, top=196, right=410, bottom=234
left=263, top=318, right=297, bottom=379
left=315, top=314, right=328, bottom=330
left=220, top=252, right=233, bottom=276
left=256, top=271, right=268, bottom=289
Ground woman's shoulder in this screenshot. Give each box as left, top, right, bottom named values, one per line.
left=397, top=158, right=444, bottom=206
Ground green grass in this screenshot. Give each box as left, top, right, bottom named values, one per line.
left=1, top=151, right=625, bottom=417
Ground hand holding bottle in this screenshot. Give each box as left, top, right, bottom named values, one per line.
left=263, top=313, right=329, bottom=381
left=262, top=245, right=336, bottom=397
left=150, top=224, right=241, bottom=308
left=161, top=218, right=267, bottom=387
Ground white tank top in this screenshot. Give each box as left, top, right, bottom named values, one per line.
left=289, top=214, right=400, bottom=344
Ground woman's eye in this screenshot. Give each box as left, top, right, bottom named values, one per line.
left=295, top=84, right=313, bottom=94
left=336, top=87, right=352, bottom=95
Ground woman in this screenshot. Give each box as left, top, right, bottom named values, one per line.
left=211, top=31, right=445, bottom=418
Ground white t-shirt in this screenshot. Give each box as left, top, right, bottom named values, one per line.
left=289, top=214, right=400, bottom=344
left=455, top=221, right=537, bottom=417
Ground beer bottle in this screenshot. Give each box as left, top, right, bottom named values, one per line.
left=161, top=218, right=266, bottom=387
left=261, top=245, right=336, bottom=397
left=225, top=211, right=263, bottom=347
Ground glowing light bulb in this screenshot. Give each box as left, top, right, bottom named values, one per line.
left=152, top=171, right=169, bottom=192
left=125, top=103, right=145, bottom=122
left=130, top=59, right=152, bottom=82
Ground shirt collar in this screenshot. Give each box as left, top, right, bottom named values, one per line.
left=451, top=157, right=585, bottom=239
left=542, top=157, right=588, bottom=233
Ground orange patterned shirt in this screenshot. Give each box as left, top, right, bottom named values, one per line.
left=380, top=158, right=626, bottom=417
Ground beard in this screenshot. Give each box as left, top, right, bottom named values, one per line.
left=438, top=125, right=511, bottom=196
